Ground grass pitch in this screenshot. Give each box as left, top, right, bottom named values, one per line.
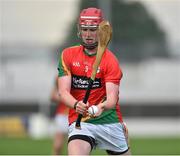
left=0, top=136, right=179, bottom=155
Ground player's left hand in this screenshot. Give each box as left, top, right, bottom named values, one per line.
left=94, top=103, right=104, bottom=116
left=81, top=103, right=104, bottom=121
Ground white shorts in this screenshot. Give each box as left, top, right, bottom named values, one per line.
left=54, top=114, right=68, bottom=133
left=68, top=122, right=129, bottom=153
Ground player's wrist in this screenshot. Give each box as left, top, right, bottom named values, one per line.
left=99, top=102, right=106, bottom=110
left=73, top=101, right=79, bottom=110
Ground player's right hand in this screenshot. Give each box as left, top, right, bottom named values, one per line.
left=75, top=100, right=89, bottom=116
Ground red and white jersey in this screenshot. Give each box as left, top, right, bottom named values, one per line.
left=58, top=45, right=123, bottom=125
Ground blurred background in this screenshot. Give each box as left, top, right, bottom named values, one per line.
left=0, top=0, right=180, bottom=155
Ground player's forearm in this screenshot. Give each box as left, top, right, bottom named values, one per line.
left=102, top=82, right=119, bottom=110
left=99, top=93, right=118, bottom=110
left=50, top=89, right=61, bottom=103
left=100, top=99, right=117, bottom=110
left=58, top=75, right=77, bottom=109
left=58, top=90, right=77, bottom=109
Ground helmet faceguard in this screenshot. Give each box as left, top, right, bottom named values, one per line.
left=78, top=8, right=104, bottom=50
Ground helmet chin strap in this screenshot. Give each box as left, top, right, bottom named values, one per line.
left=81, top=41, right=98, bottom=50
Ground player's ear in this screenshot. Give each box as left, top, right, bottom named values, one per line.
left=77, top=24, right=81, bottom=38
left=77, top=31, right=81, bottom=38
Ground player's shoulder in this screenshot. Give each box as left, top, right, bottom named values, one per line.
left=62, top=44, right=82, bottom=54
left=104, top=49, right=118, bottom=60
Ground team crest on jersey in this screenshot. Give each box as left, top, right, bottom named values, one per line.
left=97, top=67, right=100, bottom=73
left=84, top=66, right=100, bottom=73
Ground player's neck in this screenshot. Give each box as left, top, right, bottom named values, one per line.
left=84, top=48, right=97, bottom=56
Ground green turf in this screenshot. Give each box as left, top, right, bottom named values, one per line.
left=0, top=136, right=180, bottom=155
left=130, top=137, right=180, bottom=155
left=0, top=137, right=53, bottom=155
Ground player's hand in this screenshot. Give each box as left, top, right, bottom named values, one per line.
left=87, top=103, right=104, bottom=117
left=75, top=100, right=89, bottom=116
left=95, top=103, right=104, bottom=116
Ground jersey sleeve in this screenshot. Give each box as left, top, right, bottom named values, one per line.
left=58, top=49, right=71, bottom=77
left=104, top=53, right=122, bottom=85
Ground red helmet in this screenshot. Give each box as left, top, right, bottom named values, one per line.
left=79, top=8, right=104, bottom=27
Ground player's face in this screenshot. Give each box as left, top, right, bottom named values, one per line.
left=80, top=26, right=98, bottom=46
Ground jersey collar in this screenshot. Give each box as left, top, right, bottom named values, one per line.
left=83, top=48, right=97, bottom=56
